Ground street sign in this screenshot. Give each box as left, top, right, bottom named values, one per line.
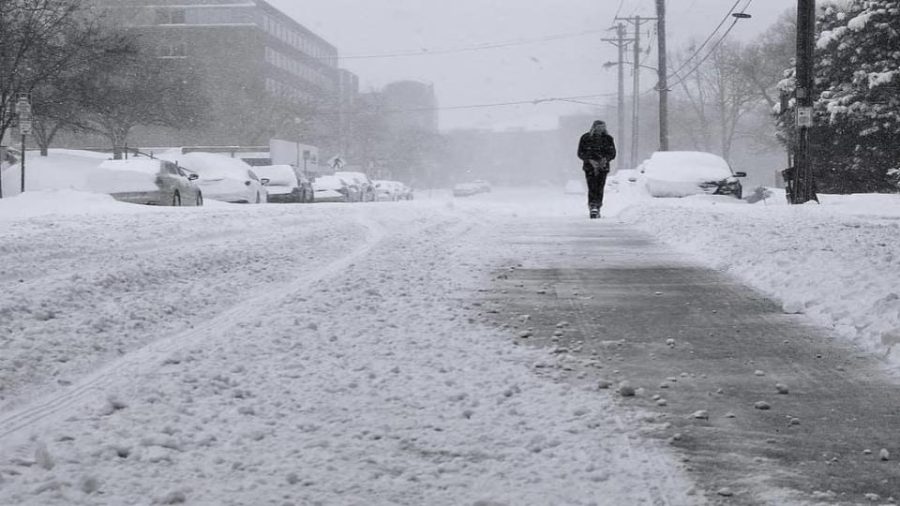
left=797, top=107, right=813, bottom=128
left=16, top=96, right=33, bottom=136
left=19, top=120, right=33, bottom=136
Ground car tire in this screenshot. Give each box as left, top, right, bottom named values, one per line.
left=196, top=192, right=203, bottom=206
left=173, top=191, right=181, bottom=206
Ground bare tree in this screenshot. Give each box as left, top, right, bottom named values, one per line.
left=74, top=43, right=209, bottom=159
left=735, top=10, right=797, bottom=109
left=0, top=0, right=108, bottom=145
left=670, top=40, right=762, bottom=160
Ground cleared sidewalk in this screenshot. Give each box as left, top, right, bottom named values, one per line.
left=487, top=218, right=900, bottom=505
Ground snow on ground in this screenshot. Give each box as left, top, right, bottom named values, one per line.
left=603, top=180, right=900, bottom=367
left=3, top=157, right=898, bottom=504
left=0, top=188, right=698, bottom=505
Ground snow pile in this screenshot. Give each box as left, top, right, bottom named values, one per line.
left=615, top=190, right=900, bottom=364
left=88, top=159, right=163, bottom=193
left=0, top=149, right=111, bottom=198
left=0, top=189, right=153, bottom=221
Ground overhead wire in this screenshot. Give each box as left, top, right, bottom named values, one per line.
left=393, top=93, right=620, bottom=113
left=613, top=0, right=627, bottom=21
left=666, top=0, right=754, bottom=88
left=666, top=0, right=742, bottom=80
left=336, top=28, right=610, bottom=60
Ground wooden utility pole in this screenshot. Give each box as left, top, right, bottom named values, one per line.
left=603, top=23, right=631, bottom=170
left=792, top=0, right=818, bottom=204
left=656, top=0, right=669, bottom=151
left=616, top=15, right=656, bottom=168
left=631, top=16, right=642, bottom=168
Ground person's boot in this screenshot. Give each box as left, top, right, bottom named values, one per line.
left=589, top=206, right=600, bottom=219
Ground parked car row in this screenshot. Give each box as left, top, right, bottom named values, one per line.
left=312, top=172, right=413, bottom=203
left=94, top=153, right=413, bottom=207
left=374, top=180, right=414, bottom=201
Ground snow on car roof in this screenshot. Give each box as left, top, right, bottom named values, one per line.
left=641, top=151, right=733, bottom=182
left=313, top=175, right=345, bottom=189
left=251, top=165, right=297, bottom=187
left=97, top=159, right=164, bottom=175
left=177, top=152, right=253, bottom=179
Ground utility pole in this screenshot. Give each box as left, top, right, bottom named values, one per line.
left=656, top=0, right=669, bottom=151
left=616, top=15, right=656, bottom=168
left=792, top=0, right=818, bottom=204
left=631, top=16, right=641, bottom=169
left=603, top=23, right=631, bottom=170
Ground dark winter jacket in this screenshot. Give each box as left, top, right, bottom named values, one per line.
left=577, top=132, right=617, bottom=172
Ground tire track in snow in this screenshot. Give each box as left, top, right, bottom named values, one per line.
left=0, top=214, right=387, bottom=445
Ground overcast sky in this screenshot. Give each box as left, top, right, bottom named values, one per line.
left=268, top=0, right=793, bottom=132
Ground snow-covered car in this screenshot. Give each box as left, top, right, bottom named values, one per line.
left=453, top=182, right=482, bottom=197
left=564, top=179, right=586, bottom=194
left=178, top=153, right=268, bottom=204
left=252, top=165, right=313, bottom=203
left=373, top=180, right=398, bottom=201
left=472, top=179, right=492, bottom=193
left=313, top=175, right=353, bottom=202
left=335, top=171, right=375, bottom=202
left=90, top=158, right=203, bottom=206
left=374, top=180, right=412, bottom=201
left=640, top=151, right=746, bottom=199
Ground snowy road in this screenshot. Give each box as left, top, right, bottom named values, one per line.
left=0, top=193, right=697, bottom=505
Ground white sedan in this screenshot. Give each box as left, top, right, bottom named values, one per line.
left=177, top=152, right=268, bottom=204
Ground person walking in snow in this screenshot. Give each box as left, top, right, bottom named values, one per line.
left=577, top=120, right=617, bottom=219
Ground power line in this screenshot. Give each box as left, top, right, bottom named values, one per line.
left=390, top=93, right=619, bottom=114
left=666, top=0, right=741, bottom=80
left=613, top=0, right=627, bottom=21
left=667, top=0, right=753, bottom=88
left=336, top=28, right=610, bottom=60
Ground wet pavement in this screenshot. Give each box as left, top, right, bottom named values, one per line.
left=486, top=218, right=900, bottom=505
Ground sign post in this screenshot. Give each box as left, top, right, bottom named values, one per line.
left=16, top=94, right=32, bottom=194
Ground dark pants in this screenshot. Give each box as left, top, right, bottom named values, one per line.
left=584, top=169, right=609, bottom=208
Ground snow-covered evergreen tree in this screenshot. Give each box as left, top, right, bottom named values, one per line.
left=776, top=0, right=900, bottom=193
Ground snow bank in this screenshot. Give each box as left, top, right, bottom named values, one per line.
left=0, top=150, right=111, bottom=198
left=0, top=189, right=152, bottom=221
left=614, top=189, right=900, bottom=365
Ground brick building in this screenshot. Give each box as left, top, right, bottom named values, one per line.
left=99, top=0, right=355, bottom=149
